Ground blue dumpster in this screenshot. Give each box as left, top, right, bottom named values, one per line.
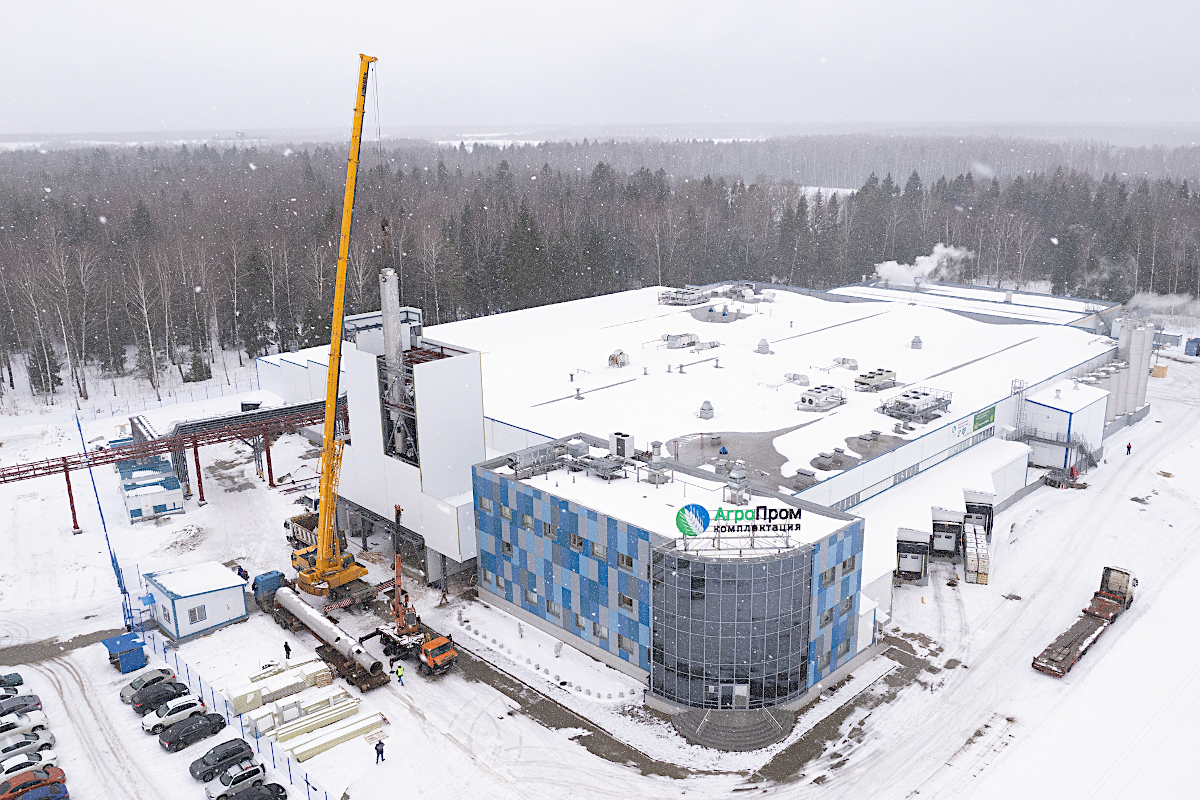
left=101, top=632, right=147, bottom=674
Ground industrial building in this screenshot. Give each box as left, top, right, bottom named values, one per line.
left=142, top=561, right=249, bottom=641
left=257, top=276, right=1154, bottom=748
left=117, top=455, right=184, bottom=523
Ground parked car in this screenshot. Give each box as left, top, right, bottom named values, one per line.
left=142, top=695, right=205, bottom=735
left=16, top=784, right=69, bottom=800
left=0, top=676, right=20, bottom=689
left=0, top=732, right=54, bottom=761
left=0, top=712, right=47, bottom=739
left=130, top=682, right=190, bottom=716
left=190, top=739, right=254, bottom=782
left=0, top=698, right=40, bottom=717
left=159, top=714, right=226, bottom=752
left=120, top=667, right=175, bottom=704
left=0, top=767, right=65, bottom=800
left=0, top=689, right=17, bottom=698
left=203, top=759, right=265, bottom=800
left=229, top=783, right=287, bottom=800
left=0, top=751, right=58, bottom=777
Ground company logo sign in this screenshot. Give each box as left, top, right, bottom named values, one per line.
left=676, top=504, right=710, bottom=537
left=675, top=504, right=802, bottom=536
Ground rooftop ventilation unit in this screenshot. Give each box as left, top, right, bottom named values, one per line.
left=658, top=288, right=710, bottom=306
left=607, top=349, right=630, bottom=368
left=663, top=333, right=699, bottom=350
left=609, top=432, right=634, bottom=459
left=698, top=400, right=715, bottom=420
left=755, top=339, right=774, bottom=355
left=911, top=335, right=923, bottom=350
left=879, top=387, right=953, bottom=423
left=833, top=357, right=859, bottom=370
left=854, top=369, right=898, bottom=392
left=566, top=438, right=589, bottom=458
left=784, top=373, right=810, bottom=386
left=796, top=385, right=846, bottom=411
left=646, top=441, right=669, bottom=484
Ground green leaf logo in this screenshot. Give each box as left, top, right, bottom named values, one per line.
left=676, top=504, right=710, bottom=537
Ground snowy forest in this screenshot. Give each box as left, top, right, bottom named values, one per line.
left=2, top=134, right=1200, bottom=403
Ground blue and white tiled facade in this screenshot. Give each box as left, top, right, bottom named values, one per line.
left=473, top=466, right=658, bottom=672
left=473, top=438, right=869, bottom=709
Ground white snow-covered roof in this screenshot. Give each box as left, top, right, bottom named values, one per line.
left=850, top=438, right=1031, bottom=586
left=145, top=560, right=244, bottom=598
left=825, top=284, right=1102, bottom=324
left=494, top=445, right=849, bottom=548
left=1026, top=379, right=1109, bottom=414
left=123, top=481, right=179, bottom=497
left=425, top=286, right=1114, bottom=482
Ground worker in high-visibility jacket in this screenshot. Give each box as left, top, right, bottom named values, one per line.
left=395, top=663, right=404, bottom=686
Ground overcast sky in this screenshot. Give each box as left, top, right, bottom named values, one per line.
left=2, top=0, right=1198, bottom=138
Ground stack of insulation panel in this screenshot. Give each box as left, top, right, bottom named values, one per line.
left=245, top=685, right=353, bottom=737
left=963, top=524, right=990, bottom=584
left=281, top=711, right=384, bottom=762
left=230, top=662, right=334, bottom=713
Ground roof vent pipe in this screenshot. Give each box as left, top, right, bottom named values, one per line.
left=698, top=400, right=714, bottom=420
left=1055, top=389, right=1062, bottom=399
left=911, top=335, right=923, bottom=350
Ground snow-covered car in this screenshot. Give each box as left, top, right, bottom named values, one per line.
left=12, top=783, right=69, bottom=800
left=228, top=783, right=287, bottom=800
left=0, top=690, right=17, bottom=698
left=0, top=750, right=58, bottom=777
left=203, top=758, right=266, bottom=800
left=0, top=732, right=54, bottom=761
left=190, top=738, right=253, bottom=781
left=142, top=695, right=205, bottom=735
left=0, top=698, right=39, bottom=718
left=130, top=682, right=189, bottom=716
left=120, top=666, right=175, bottom=704
left=0, top=713, right=48, bottom=739
left=0, top=767, right=65, bottom=800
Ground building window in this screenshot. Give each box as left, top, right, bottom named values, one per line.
left=617, top=552, right=634, bottom=572
left=820, top=608, right=834, bottom=628
left=574, top=613, right=586, bottom=630
left=479, top=496, right=492, bottom=512
left=162, top=605, right=171, bottom=623
left=524, top=588, right=537, bottom=606
left=618, top=634, right=637, bottom=656
left=482, top=569, right=495, bottom=585
left=499, top=505, right=512, bottom=521
left=520, top=513, right=534, bottom=530
left=840, top=596, right=854, bottom=617
left=546, top=600, right=561, bottom=617
left=837, top=639, right=852, bottom=657
left=569, top=532, right=585, bottom=552
left=542, top=521, right=552, bottom=538
left=834, top=493, right=860, bottom=512
left=592, top=541, right=607, bottom=561
left=820, top=566, right=836, bottom=588
left=817, top=651, right=831, bottom=670
left=593, top=621, right=608, bottom=642
left=131, top=509, right=143, bottom=518
left=618, top=593, right=634, bottom=612
left=841, top=555, right=857, bottom=573
left=501, top=540, right=513, bottom=558
left=188, top=605, right=207, bottom=625
left=892, top=464, right=919, bottom=486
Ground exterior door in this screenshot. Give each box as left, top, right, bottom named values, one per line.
left=732, top=684, right=749, bottom=709
left=719, top=685, right=734, bottom=709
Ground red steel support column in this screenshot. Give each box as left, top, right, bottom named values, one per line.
left=264, top=427, right=275, bottom=487
left=63, top=457, right=81, bottom=533
left=193, top=442, right=206, bottom=506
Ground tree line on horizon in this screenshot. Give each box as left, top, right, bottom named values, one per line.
left=0, top=137, right=1198, bottom=401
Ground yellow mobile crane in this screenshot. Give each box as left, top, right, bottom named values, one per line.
left=295, top=54, right=376, bottom=599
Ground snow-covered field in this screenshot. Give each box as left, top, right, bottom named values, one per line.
left=1, top=355, right=1198, bottom=799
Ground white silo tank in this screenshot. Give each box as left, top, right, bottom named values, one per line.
left=1112, top=362, right=1129, bottom=417
left=1096, top=369, right=1115, bottom=423
left=1134, top=327, right=1152, bottom=408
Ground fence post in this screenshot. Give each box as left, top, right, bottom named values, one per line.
left=287, top=758, right=292, bottom=785
left=270, top=740, right=276, bottom=768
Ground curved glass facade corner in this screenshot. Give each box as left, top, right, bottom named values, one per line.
left=650, top=547, right=813, bottom=710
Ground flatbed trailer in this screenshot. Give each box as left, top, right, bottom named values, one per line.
left=1032, top=567, right=1136, bottom=677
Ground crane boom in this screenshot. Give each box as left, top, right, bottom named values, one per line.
left=297, top=53, right=377, bottom=598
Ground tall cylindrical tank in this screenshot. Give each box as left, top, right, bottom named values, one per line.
left=1095, top=369, right=1115, bottom=422
left=1134, top=326, right=1152, bottom=409
left=1112, top=362, right=1128, bottom=417
left=275, top=588, right=384, bottom=675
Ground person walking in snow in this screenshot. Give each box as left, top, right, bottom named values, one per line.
left=1127, top=442, right=1132, bottom=455
left=440, top=586, right=449, bottom=606
left=375, top=739, right=385, bottom=763
left=395, top=663, right=404, bottom=686
left=284, top=641, right=291, bottom=660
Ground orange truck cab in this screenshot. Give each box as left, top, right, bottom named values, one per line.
left=417, top=635, right=458, bottom=676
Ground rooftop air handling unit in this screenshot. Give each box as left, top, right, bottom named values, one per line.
left=854, top=369, right=898, bottom=392
left=796, top=385, right=846, bottom=411
left=663, top=333, right=699, bottom=350
left=609, top=432, right=634, bottom=459
left=608, top=349, right=630, bottom=368
left=880, top=387, right=953, bottom=423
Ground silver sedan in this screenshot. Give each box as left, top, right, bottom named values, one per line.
left=0, top=731, right=54, bottom=762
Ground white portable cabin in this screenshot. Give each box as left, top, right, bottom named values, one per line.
left=1023, top=380, right=1109, bottom=469
left=143, top=561, right=248, bottom=641
left=121, top=475, right=184, bottom=523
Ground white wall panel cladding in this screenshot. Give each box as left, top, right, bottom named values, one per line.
left=414, top=352, right=486, bottom=501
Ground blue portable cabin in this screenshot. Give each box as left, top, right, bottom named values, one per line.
left=101, top=632, right=147, bottom=673
left=121, top=474, right=184, bottom=523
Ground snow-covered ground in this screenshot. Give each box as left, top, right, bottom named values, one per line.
left=2, top=357, right=1199, bottom=799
